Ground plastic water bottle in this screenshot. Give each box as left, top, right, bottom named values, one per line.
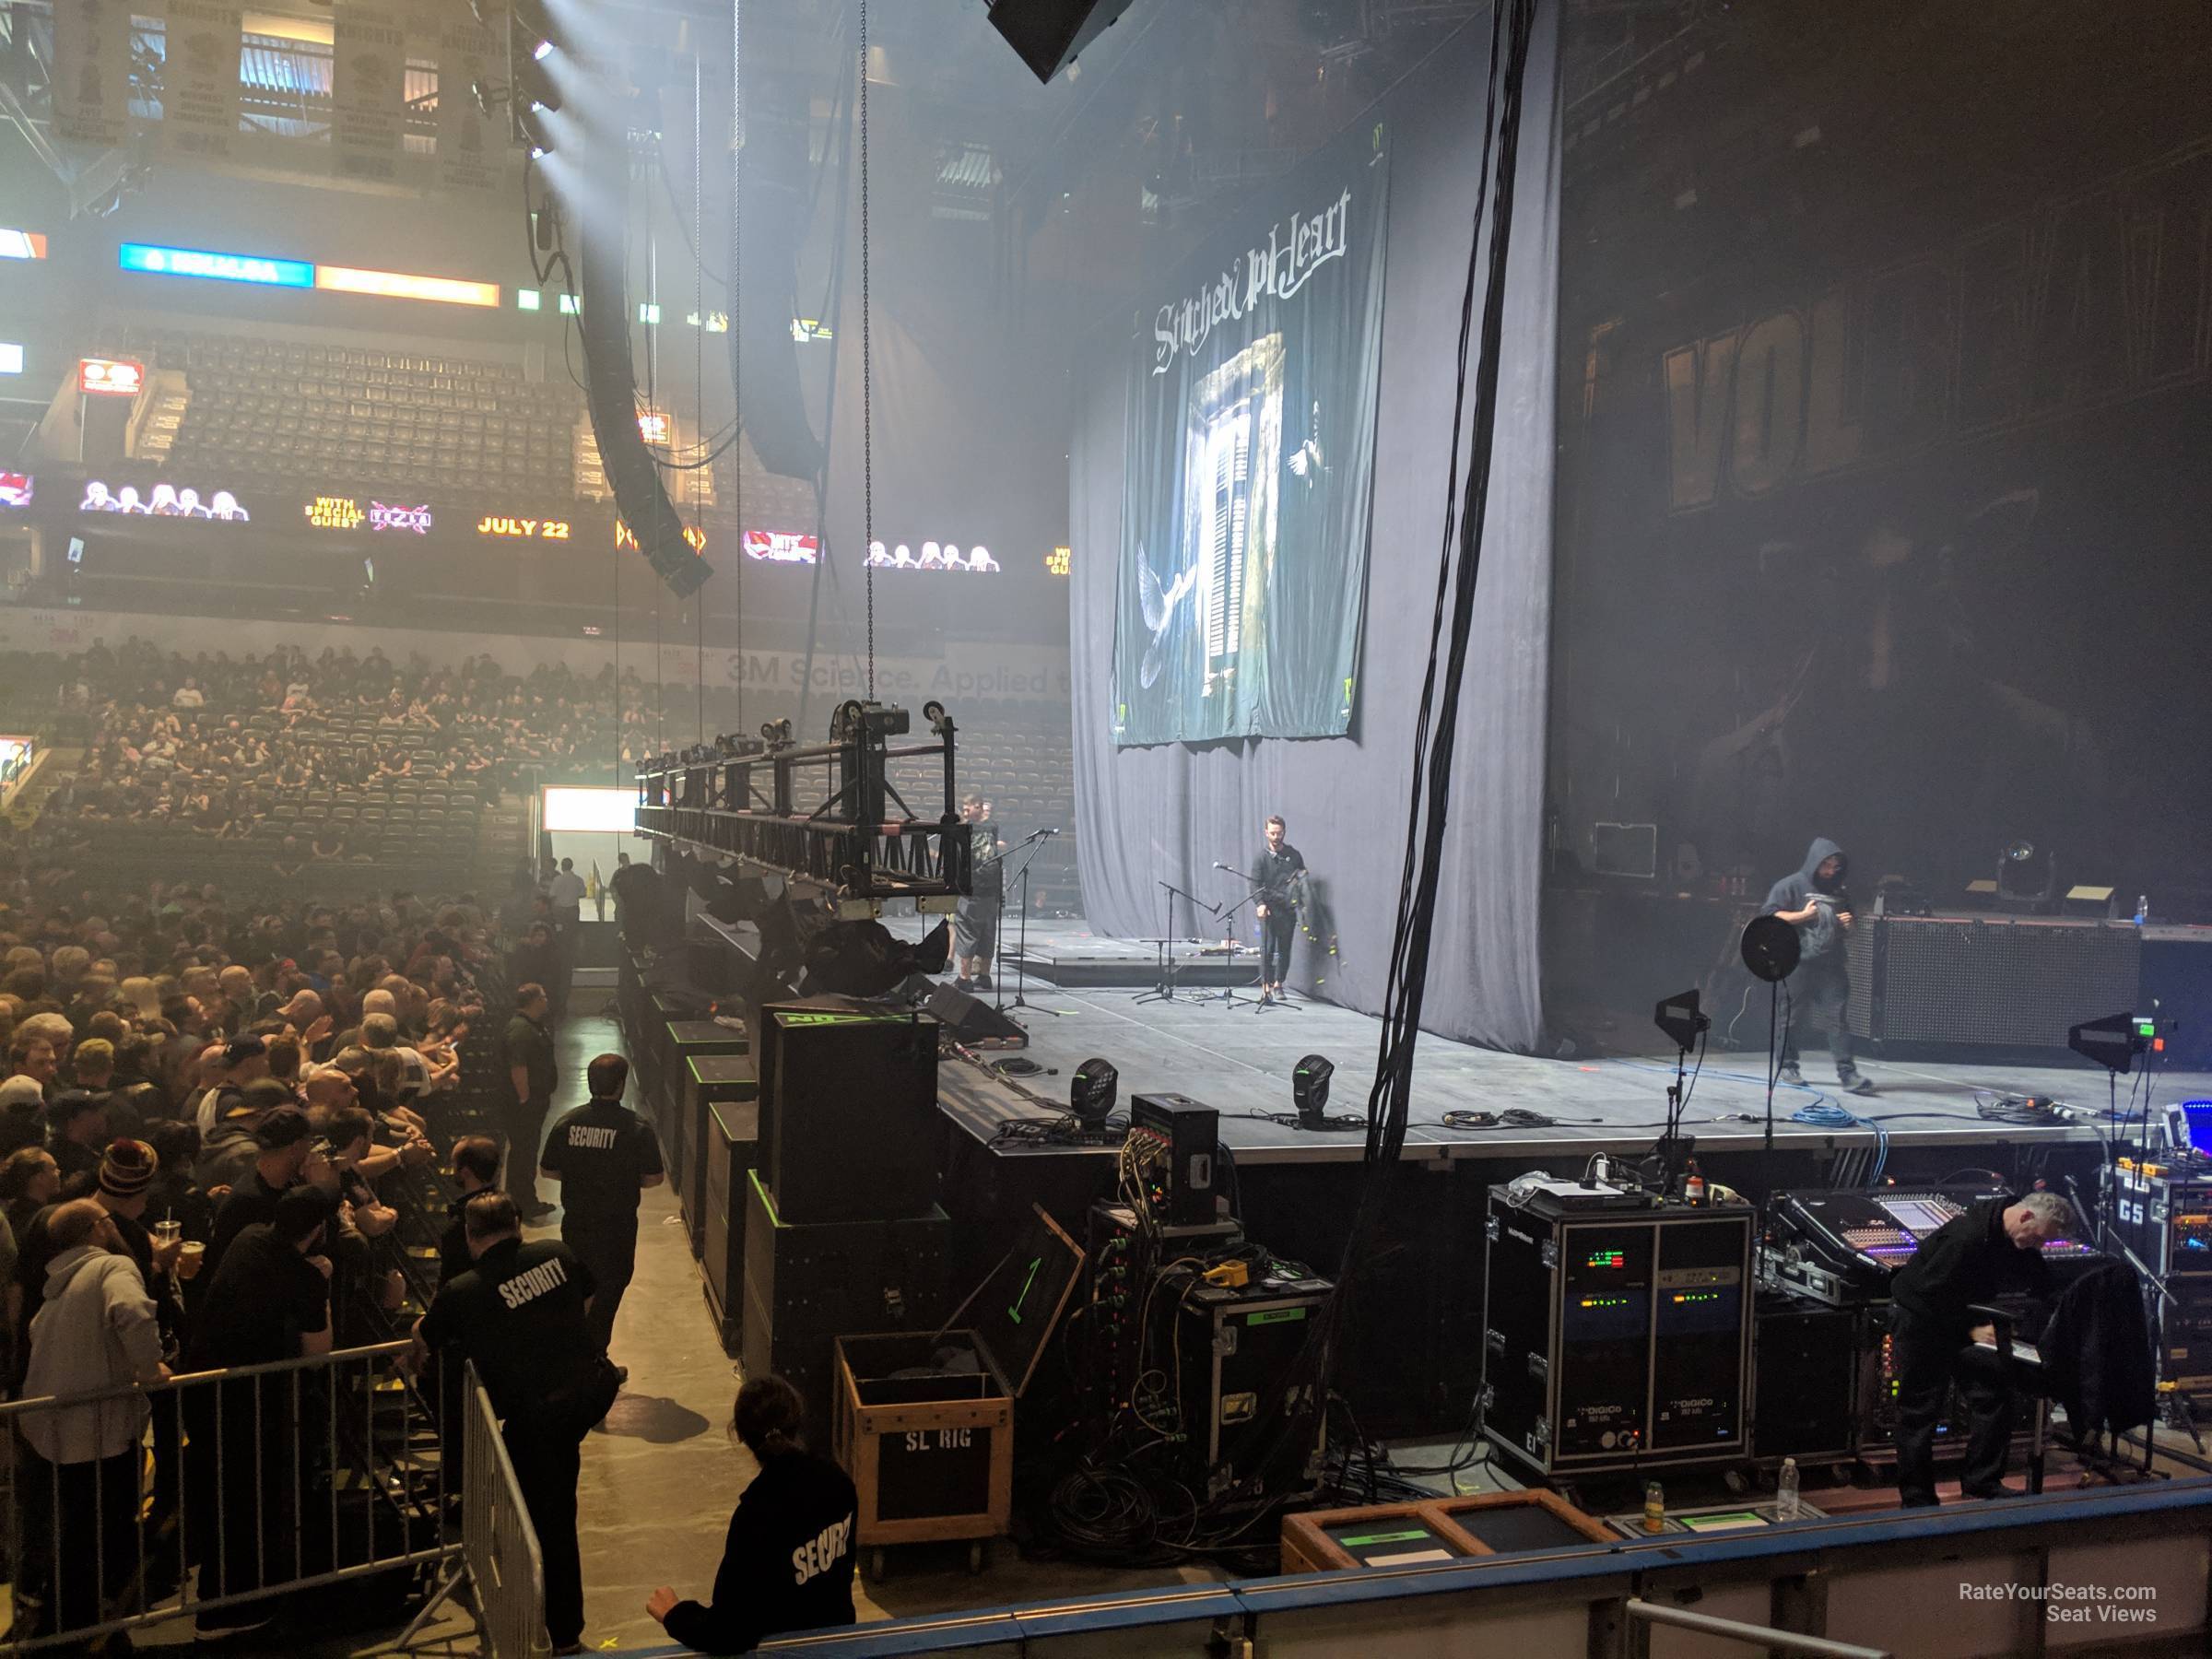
left=2136, top=894, right=2149, bottom=925
left=1777, top=1456, right=1801, bottom=1521
left=1642, top=1481, right=1665, bottom=1534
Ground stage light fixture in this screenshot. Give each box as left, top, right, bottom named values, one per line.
left=518, top=103, right=553, bottom=159
left=1996, top=838, right=2055, bottom=906
left=2069, top=1011, right=2154, bottom=1076
left=1739, top=913, right=1800, bottom=983
left=1291, top=1054, right=1335, bottom=1130
left=1653, top=989, right=1710, bottom=1053
left=1071, top=1057, right=1119, bottom=1127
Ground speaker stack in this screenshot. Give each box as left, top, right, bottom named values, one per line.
left=740, top=996, right=951, bottom=1427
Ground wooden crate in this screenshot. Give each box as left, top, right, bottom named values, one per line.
left=1280, top=1490, right=1610, bottom=1575
left=832, top=1331, right=1012, bottom=1549
left=828, top=1205, right=1085, bottom=1560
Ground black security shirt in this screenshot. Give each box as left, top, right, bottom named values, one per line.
left=419, top=1236, right=596, bottom=1417
left=662, top=1452, right=859, bottom=1654
left=1889, top=1194, right=2053, bottom=1335
left=504, top=1013, right=558, bottom=1101
left=539, top=1098, right=662, bottom=1230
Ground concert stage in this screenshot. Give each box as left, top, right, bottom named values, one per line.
left=1001, top=917, right=1262, bottom=988
left=920, top=919, right=2188, bottom=1430
left=935, top=919, right=2185, bottom=1161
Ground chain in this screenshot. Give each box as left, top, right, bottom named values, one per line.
left=859, top=0, right=875, bottom=701
left=694, top=53, right=706, bottom=742
left=732, top=0, right=746, bottom=735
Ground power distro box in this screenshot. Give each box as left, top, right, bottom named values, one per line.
left=1481, top=1186, right=1752, bottom=1477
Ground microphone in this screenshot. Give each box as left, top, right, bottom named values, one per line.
left=1043, top=827, right=1061, bottom=836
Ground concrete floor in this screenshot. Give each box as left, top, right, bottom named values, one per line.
left=544, top=1015, right=1239, bottom=1654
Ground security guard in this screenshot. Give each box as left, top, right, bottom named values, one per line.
left=646, top=1374, right=859, bottom=1653
left=501, top=983, right=559, bottom=1223
left=538, top=1053, right=664, bottom=1374
left=415, top=1192, right=613, bottom=1656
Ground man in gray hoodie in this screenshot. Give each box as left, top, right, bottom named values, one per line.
left=17, top=1198, right=168, bottom=1641
left=1764, top=837, right=1876, bottom=1096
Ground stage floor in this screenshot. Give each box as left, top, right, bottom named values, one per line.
left=937, top=921, right=2193, bottom=1166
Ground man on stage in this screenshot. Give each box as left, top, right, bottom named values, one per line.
left=1764, top=837, right=1874, bottom=1095
left=1888, top=1191, right=2073, bottom=1506
left=1253, top=816, right=1306, bottom=1004
left=954, top=795, right=1006, bottom=993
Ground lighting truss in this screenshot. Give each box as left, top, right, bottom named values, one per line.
left=633, top=700, right=971, bottom=916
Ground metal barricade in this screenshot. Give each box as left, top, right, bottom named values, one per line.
left=0, top=1340, right=458, bottom=1651
left=459, top=1365, right=549, bottom=1659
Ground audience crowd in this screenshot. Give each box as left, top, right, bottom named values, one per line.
left=14, top=639, right=677, bottom=836
left=0, top=834, right=549, bottom=1641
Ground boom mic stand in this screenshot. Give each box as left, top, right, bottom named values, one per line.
left=989, top=829, right=1063, bottom=1018
left=1198, top=862, right=1262, bottom=1007
left=1135, top=878, right=1218, bottom=1006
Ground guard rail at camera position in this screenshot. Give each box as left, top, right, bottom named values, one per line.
left=606, top=1477, right=2212, bottom=1658
left=633, top=699, right=971, bottom=916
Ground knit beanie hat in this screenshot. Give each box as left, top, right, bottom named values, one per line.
left=99, top=1137, right=156, bottom=1201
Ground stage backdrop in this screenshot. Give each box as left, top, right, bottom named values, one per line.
left=1070, top=6, right=1560, bottom=1052
left=1112, top=129, right=1388, bottom=745
left=1547, top=1, right=2212, bottom=922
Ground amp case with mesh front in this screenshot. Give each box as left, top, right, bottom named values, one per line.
left=1841, top=914, right=2141, bottom=1050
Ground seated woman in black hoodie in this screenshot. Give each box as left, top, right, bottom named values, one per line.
left=646, top=1375, right=859, bottom=1653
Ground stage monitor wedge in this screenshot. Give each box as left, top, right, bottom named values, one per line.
left=987, top=0, right=1139, bottom=83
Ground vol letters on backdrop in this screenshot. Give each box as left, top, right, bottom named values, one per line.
left=1112, top=124, right=1388, bottom=746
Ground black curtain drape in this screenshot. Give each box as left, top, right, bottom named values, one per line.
left=1068, top=4, right=1560, bottom=1052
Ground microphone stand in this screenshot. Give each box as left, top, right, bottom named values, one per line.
left=1200, top=864, right=1262, bottom=1008
left=1135, top=878, right=1218, bottom=1006
left=986, top=830, right=1061, bottom=1018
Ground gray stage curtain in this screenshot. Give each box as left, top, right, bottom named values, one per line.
left=1068, top=3, right=1559, bottom=1052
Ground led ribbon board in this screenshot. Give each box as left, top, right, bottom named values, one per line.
left=370, top=501, right=433, bottom=534
left=741, top=529, right=818, bottom=563
left=120, top=243, right=314, bottom=288
left=314, top=266, right=500, bottom=308
left=478, top=514, right=574, bottom=540
left=81, top=481, right=251, bottom=520
left=0, top=474, right=30, bottom=510
left=616, top=521, right=707, bottom=553
left=120, top=245, right=496, bottom=308
left=865, top=540, right=1002, bottom=572
left=78, top=358, right=146, bottom=397
left=0, top=344, right=27, bottom=376
left=0, top=230, right=48, bottom=261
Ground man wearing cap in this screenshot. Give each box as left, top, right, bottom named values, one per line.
left=0, top=1072, right=51, bottom=1157
left=16, top=1199, right=167, bottom=1642
left=203, top=1101, right=339, bottom=1272
left=539, top=1054, right=663, bottom=1376
left=193, top=1076, right=294, bottom=1195
left=415, top=1192, right=606, bottom=1655
left=502, top=984, right=559, bottom=1223
left=192, top=1034, right=270, bottom=1136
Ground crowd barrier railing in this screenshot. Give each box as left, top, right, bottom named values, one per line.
left=0, top=1339, right=456, bottom=1652
left=397, top=1362, right=548, bottom=1659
